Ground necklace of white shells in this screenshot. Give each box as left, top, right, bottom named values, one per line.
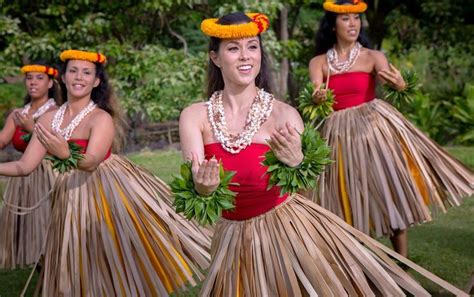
left=51, top=101, right=97, bottom=141
left=207, top=88, right=274, bottom=154
left=21, top=98, right=56, bottom=120
left=327, top=42, right=361, bottom=74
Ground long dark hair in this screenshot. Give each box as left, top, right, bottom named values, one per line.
left=314, top=0, right=371, bottom=56
left=60, top=59, right=127, bottom=151
left=206, top=12, right=273, bottom=98
left=23, top=61, right=63, bottom=106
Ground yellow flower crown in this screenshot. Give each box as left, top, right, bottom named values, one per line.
left=323, top=0, right=367, bottom=13
left=201, top=13, right=270, bottom=39
left=59, top=49, right=107, bottom=64
left=21, top=65, right=58, bottom=77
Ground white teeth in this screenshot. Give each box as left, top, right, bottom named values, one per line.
left=238, top=65, right=252, bottom=70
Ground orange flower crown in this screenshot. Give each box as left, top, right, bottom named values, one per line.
left=21, top=65, right=58, bottom=77
left=201, top=13, right=270, bottom=39
left=59, top=49, right=107, bottom=64
left=323, top=0, right=367, bottom=13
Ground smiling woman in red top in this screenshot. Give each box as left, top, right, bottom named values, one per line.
left=309, top=0, right=473, bottom=257
left=0, top=62, right=62, bottom=269
left=0, top=50, right=211, bottom=296
left=177, top=11, right=466, bottom=296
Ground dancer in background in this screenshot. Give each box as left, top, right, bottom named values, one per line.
left=178, top=11, right=467, bottom=296
left=0, top=62, right=62, bottom=268
left=309, top=0, right=473, bottom=257
left=0, top=50, right=210, bottom=296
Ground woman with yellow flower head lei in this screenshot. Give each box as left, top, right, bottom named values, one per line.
left=0, top=49, right=211, bottom=296
left=177, top=11, right=467, bottom=296
left=308, top=0, right=473, bottom=258
left=0, top=61, right=62, bottom=269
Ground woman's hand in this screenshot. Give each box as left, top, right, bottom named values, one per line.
left=13, top=110, right=35, bottom=132
left=378, top=63, right=406, bottom=91
left=267, top=122, right=304, bottom=167
left=312, top=84, right=328, bottom=104
left=34, top=123, right=71, bottom=159
left=191, top=152, right=220, bottom=196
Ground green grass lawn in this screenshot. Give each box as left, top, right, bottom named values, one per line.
left=0, top=147, right=472, bottom=296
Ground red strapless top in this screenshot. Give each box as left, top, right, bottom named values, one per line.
left=69, top=139, right=112, bottom=161
left=12, top=126, right=29, bottom=152
left=205, top=143, right=289, bottom=220
left=328, top=72, right=375, bottom=111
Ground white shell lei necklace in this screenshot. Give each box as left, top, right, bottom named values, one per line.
left=207, top=88, right=274, bottom=154
left=51, top=101, right=97, bottom=140
left=21, top=98, right=56, bottom=120
left=327, top=42, right=361, bottom=74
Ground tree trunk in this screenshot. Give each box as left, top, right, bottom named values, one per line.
left=279, top=5, right=289, bottom=100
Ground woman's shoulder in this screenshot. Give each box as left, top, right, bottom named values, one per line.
left=272, top=99, right=300, bottom=119
left=91, top=108, right=113, bottom=121
left=309, top=54, right=327, bottom=67
left=180, top=101, right=207, bottom=119
left=362, top=48, right=386, bottom=60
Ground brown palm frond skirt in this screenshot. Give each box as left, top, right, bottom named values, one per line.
left=41, top=154, right=211, bottom=296
left=0, top=159, right=56, bottom=269
left=312, top=99, right=473, bottom=237
left=201, top=195, right=467, bottom=296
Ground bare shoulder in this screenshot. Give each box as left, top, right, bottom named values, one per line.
left=366, top=48, right=386, bottom=61
left=90, top=108, right=113, bottom=125
left=180, top=102, right=207, bottom=122
left=272, top=99, right=302, bottom=124
left=309, top=54, right=326, bottom=68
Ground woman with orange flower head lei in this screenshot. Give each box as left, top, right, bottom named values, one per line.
left=0, top=50, right=211, bottom=296
left=308, top=0, right=473, bottom=258
left=0, top=62, right=62, bottom=269
left=178, top=11, right=467, bottom=296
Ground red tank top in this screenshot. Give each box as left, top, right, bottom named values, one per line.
left=328, top=72, right=376, bottom=111
left=12, top=126, right=29, bottom=152
left=205, top=143, right=288, bottom=220
left=69, top=139, right=112, bottom=161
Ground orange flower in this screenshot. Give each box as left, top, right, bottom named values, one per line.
left=59, top=50, right=107, bottom=64
left=201, top=13, right=270, bottom=39
left=21, top=65, right=58, bottom=77
left=323, top=0, right=367, bottom=13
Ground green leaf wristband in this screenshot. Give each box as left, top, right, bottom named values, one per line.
left=262, top=126, right=332, bottom=196
left=170, top=161, right=237, bottom=225
left=45, top=142, right=85, bottom=173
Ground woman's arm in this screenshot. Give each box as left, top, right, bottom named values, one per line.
left=76, top=111, right=115, bottom=171
left=0, top=112, right=17, bottom=149
left=309, top=55, right=325, bottom=88
left=179, top=103, right=206, bottom=162
left=179, top=103, right=219, bottom=195
left=372, top=50, right=406, bottom=91
left=0, top=131, right=47, bottom=176
left=268, top=104, right=305, bottom=167
left=35, top=110, right=115, bottom=172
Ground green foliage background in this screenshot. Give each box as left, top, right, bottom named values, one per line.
left=0, top=0, right=473, bottom=144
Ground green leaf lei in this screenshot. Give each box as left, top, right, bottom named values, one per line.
left=45, top=142, right=85, bottom=173
left=298, top=82, right=335, bottom=124
left=170, top=161, right=237, bottom=226
left=20, top=131, right=32, bottom=143
left=262, top=126, right=332, bottom=196
left=383, top=69, right=420, bottom=107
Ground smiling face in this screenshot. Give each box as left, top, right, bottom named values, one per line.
left=210, top=37, right=262, bottom=88
left=335, top=13, right=361, bottom=43
left=62, top=59, right=100, bottom=100
left=24, top=72, right=52, bottom=100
